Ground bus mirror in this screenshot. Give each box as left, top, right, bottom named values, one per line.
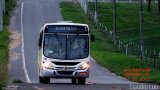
left=38, top=33, right=43, bottom=47
left=91, top=35, right=95, bottom=42
left=38, top=37, right=42, bottom=47
left=38, top=40, right=42, bottom=47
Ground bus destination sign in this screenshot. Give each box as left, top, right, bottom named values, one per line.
left=45, top=25, right=88, bottom=34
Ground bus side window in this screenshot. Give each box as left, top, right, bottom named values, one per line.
left=38, top=32, right=43, bottom=47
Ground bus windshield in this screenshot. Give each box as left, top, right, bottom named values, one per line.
left=43, top=34, right=89, bottom=60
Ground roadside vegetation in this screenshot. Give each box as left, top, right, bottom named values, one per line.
left=0, top=0, right=16, bottom=88
left=88, top=3, right=160, bottom=52
left=60, top=2, right=160, bottom=84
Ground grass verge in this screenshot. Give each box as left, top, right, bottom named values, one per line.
left=88, top=3, right=160, bottom=51
left=0, top=0, right=16, bottom=89
left=60, top=2, right=160, bottom=84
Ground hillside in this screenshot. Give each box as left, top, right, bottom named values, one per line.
left=88, top=3, right=160, bottom=52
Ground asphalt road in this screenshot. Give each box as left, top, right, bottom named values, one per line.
left=9, top=0, right=135, bottom=90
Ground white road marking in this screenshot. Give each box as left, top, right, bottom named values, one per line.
left=34, top=86, right=46, bottom=90
left=102, top=67, right=108, bottom=71
left=91, top=57, right=96, bottom=62
left=21, top=2, right=31, bottom=83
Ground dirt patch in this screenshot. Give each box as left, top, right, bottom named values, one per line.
left=9, top=51, right=21, bottom=61
left=9, top=30, right=22, bottom=61
left=9, top=31, right=21, bottom=49
left=9, top=14, right=22, bottom=61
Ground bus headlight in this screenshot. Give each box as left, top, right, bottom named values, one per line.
left=78, top=62, right=89, bottom=70
left=42, top=61, right=53, bottom=69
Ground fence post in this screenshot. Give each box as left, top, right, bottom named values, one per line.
left=102, top=23, right=104, bottom=29
left=118, top=40, right=121, bottom=50
left=125, top=44, right=128, bottom=55
left=145, top=50, right=148, bottom=62
left=130, top=0, right=132, bottom=3
left=89, top=11, right=91, bottom=18
left=102, top=23, right=105, bottom=32
left=132, top=42, right=134, bottom=54
left=105, top=26, right=107, bottom=31
left=149, top=50, right=152, bottom=65
left=99, top=23, right=101, bottom=30
left=137, top=45, right=140, bottom=58
left=110, top=31, right=114, bottom=42
left=91, top=12, right=94, bottom=23
left=94, top=12, right=98, bottom=25
left=159, top=52, right=160, bottom=69
left=105, top=26, right=108, bottom=35
left=153, top=51, right=156, bottom=67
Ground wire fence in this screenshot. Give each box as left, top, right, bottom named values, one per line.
left=85, top=2, right=160, bottom=69
left=78, top=0, right=88, bottom=14
left=84, top=0, right=158, bottom=3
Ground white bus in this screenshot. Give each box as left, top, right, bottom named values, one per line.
left=38, top=21, right=94, bottom=84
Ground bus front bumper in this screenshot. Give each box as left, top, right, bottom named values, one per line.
left=39, top=68, right=89, bottom=78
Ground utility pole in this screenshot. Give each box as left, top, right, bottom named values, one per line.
left=140, top=0, right=144, bottom=59
left=94, top=0, right=98, bottom=24
left=84, top=0, right=88, bottom=14
left=2, top=0, right=5, bottom=13
left=113, top=0, right=117, bottom=45
left=95, top=0, right=97, bottom=12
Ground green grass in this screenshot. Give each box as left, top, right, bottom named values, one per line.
left=4, top=0, right=16, bottom=25
left=0, top=27, right=10, bottom=83
left=88, top=3, right=160, bottom=52
left=0, top=0, right=16, bottom=88
left=60, top=2, right=160, bottom=84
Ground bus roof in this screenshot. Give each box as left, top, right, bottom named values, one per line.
left=40, top=22, right=89, bottom=33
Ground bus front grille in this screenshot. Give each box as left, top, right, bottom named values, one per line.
left=52, top=62, right=80, bottom=66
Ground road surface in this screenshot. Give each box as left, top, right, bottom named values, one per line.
left=8, top=0, right=135, bottom=90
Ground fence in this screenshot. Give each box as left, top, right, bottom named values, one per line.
left=85, top=2, right=160, bottom=69
left=78, top=0, right=88, bottom=14
left=78, top=0, right=156, bottom=14
left=0, top=0, right=5, bottom=31
left=87, top=0, right=158, bottom=3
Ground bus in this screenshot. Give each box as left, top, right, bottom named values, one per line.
left=38, top=21, right=94, bottom=84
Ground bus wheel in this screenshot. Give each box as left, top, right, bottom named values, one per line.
left=71, top=78, right=77, bottom=84
left=78, top=78, right=86, bottom=85
left=39, top=77, right=50, bottom=84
